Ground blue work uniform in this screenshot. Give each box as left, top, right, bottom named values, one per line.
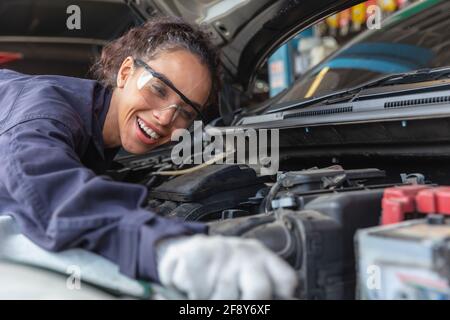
left=0, top=69, right=207, bottom=282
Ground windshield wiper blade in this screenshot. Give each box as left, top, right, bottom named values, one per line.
left=269, top=66, right=450, bottom=114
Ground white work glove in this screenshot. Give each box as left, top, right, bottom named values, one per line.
left=156, top=234, right=298, bottom=300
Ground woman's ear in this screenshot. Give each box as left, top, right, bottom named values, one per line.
left=116, top=56, right=134, bottom=89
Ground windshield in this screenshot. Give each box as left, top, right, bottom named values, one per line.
left=278, top=0, right=450, bottom=104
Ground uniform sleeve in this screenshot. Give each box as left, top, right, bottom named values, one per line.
left=0, top=118, right=207, bottom=283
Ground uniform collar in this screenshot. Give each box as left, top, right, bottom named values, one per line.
left=93, top=85, right=120, bottom=162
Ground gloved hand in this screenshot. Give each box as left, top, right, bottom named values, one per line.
left=156, top=234, right=298, bottom=300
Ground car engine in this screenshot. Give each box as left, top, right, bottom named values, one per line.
left=107, top=151, right=429, bottom=299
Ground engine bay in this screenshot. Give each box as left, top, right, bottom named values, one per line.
left=107, top=150, right=442, bottom=299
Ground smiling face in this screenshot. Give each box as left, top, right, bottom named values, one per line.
left=104, top=49, right=212, bottom=154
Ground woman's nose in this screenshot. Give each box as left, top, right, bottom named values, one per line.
left=153, top=104, right=178, bottom=126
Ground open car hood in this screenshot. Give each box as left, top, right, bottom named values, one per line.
left=127, top=0, right=364, bottom=92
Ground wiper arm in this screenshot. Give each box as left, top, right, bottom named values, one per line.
left=333, top=66, right=450, bottom=99
left=269, top=66, right=450, bottom=114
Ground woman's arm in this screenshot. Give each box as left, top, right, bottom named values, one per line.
left=0, top=118, right=207, bottom=283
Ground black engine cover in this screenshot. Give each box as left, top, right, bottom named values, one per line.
left=146, top=164, right=265, bottom=221
left=208, top=188, right=386, bottom=300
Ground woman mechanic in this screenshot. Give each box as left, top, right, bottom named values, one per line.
left=0, top=16, right=296, bottom=299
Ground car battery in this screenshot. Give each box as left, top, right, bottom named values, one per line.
left=357, top=185, right=450, bottom=300
left=356, top=218, right=450, bottom=300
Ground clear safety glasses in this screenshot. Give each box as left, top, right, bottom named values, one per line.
left=134, top=58, right=206, bottom=127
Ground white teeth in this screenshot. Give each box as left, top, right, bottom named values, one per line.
left=137, top=118, right=160, bottom=139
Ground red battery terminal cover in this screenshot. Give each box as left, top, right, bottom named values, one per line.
left=416, top=187, right=450, bottom=215
left=382, top=185, right=450, bottom=225
left=382, top=185, right=432, bottom=225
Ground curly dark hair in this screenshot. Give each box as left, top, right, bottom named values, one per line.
left=90, top=15, right=221, bottom=108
